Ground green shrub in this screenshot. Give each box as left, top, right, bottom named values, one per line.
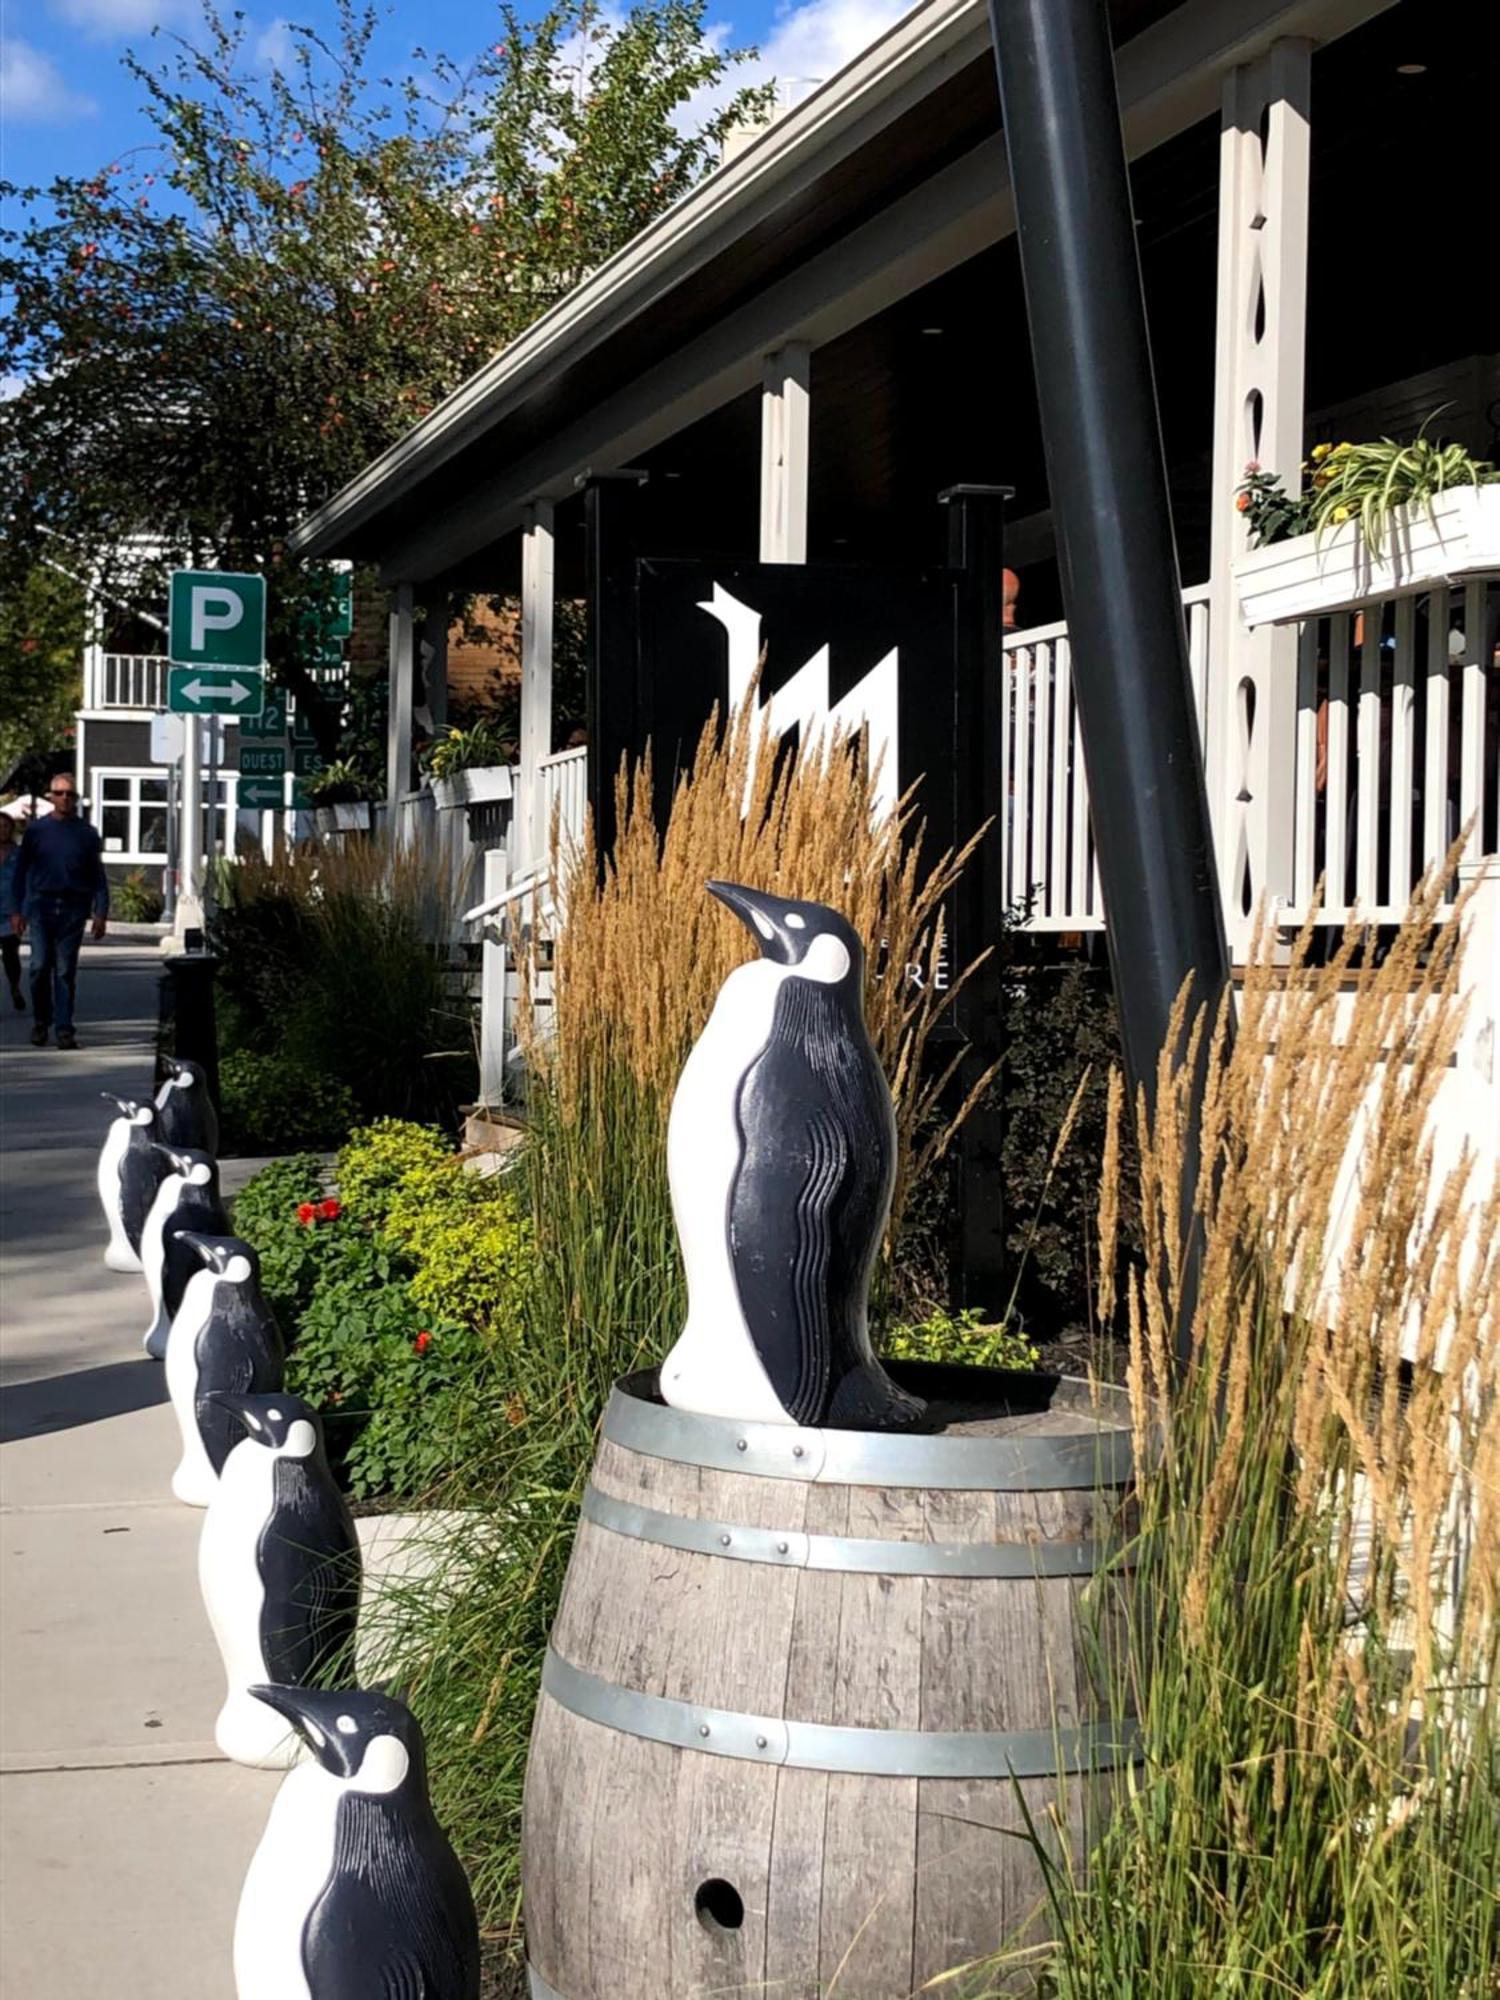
left=335, top=1119, right=453, bottom=1229
left=219, top=1048, right=358, bottom=1155
left=881, top=1303, right=1038, bottom=1372
left=382, top=1161, right=533, bottom=1340
left=114, top=868, right=164, bottom=923
left=229, top=1153, right=336, bottom=1329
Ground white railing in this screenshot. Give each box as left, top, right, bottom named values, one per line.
left=1286, top=580, right=1496, bottom=925
left=538, top=745, right=588, bottom=859
left=1002, top=585, right=1213, bottom=932
left=89, top=652, right=169, bottom=710
left=1003, top=577, right=1497, bottom=941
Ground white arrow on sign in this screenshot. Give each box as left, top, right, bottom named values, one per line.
left=182, top=676, right=254, bottom=706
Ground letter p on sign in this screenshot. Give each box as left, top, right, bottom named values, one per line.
left=169, top=570, right=266, bottom=669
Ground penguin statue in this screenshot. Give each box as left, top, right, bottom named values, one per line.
left=154, top=1054, right=220, bottom=1157
left=198, top=1392, right=361, bottom=1769
left=659, top=881, right=928, bottom=1433
left=234, top=1685, right=480, bottom=1999
left=166, top=1234, right=286, bottom=1507
left=140, top=1147, right=229, bottom=1360
left=96, top=1094, right=164, bottom=1272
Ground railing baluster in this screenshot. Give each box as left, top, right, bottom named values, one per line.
left=1459, top=580, right=1487, bottom=867
left=1069, top=662, right=1090, bottom=924
left=1355, top=610, right=1382, bottom=912
left=1049, top=637, right=1071, bottom=922
left=1013, top=646, right=1034, bottom=917
left=1325, top=613, right=1351, bottom=920
left=1000, top=642, right=1014, bottom=908
left=1424, top=588, right=1452, bottom=877
left=1294, top=620, right=1319, bottom=915
left=1388, top=596, right=1416, bottom=906
left=1031, top=641, right=1052, bottom=920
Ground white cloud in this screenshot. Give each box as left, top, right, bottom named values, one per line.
left=1, top=36, right=97, bottom=120
left=48, top=0, right=190, bottom=39
left=680, top=0, right=909, bottom=139
left=253, top=17, right=295, bottom=71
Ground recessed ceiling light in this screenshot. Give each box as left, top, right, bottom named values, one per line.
left=921, top=326, right=944, bottom=336
left=1396, top=62, right=1427, bottom=74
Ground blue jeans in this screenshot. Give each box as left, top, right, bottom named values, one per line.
left=29, top=894, right=91, bottom=1034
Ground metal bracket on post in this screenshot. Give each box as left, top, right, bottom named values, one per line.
left=939, top=483, right=1014, bottom=1310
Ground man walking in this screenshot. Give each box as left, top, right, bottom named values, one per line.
left=10, top=775, right=109, bottom=1049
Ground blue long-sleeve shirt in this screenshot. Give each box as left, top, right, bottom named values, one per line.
left=0, top=845, right=20, bottom=922
left=12, top=816, right=110, bottom=919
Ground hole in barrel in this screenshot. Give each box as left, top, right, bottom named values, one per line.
left=695, top=1879, right=745, bottom=1933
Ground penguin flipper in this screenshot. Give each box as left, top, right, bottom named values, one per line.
left=260, top=1460, right=360, bottom=1684
left=304, top=1797, right=480, bottom=1999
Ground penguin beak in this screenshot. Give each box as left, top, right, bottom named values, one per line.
left=707, top=880, right=801, bottom=965
left=179, top=1231, right=230, bottom=1272
left=205, top=1391, right=265, bottom=1437
left=248, top=1687, right=363, bottom=1776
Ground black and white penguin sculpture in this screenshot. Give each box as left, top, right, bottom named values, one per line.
left=140, top=1146, right=228, bottom=1360
left=97, top=1094, right=162, bottom=1272
left=166, top=1234, right=286, bottom=1507
left=660, top=881, right=927, bottom=1432
left=155, top=1054, right=220, bottom=1157
left=198, top=1392, right=360, bottom=1769
left=233, top=1685, right=480, bottom=1999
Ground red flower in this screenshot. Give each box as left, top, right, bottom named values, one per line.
left=296, top=1202, right=317, bottom=1225
left=413, top=1331, right=433, bottom=1356
left=1235, top=491, right=1252, bottom=513
left=319, top=1198, right=341, bottom=1221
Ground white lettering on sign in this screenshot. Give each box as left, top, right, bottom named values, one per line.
left=696, top=583, right=899, bottom=818
left=190, top=587, right=245, bottom=653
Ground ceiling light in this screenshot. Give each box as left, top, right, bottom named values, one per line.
left=1396, top=62, right=1427, bottom=74
left=921, top=326, right=944, bottom=336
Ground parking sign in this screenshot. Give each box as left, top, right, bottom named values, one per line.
left=169, top=571, right=266, bottom=668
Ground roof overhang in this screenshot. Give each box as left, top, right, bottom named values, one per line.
left=291, top=0, right=1394, bottom=578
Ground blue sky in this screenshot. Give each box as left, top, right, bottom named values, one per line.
left=1, top=0, right=909, bottom=192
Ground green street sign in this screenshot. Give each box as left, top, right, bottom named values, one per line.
left=293, top=746, right=325, bottom=778
left=289, top=706, right=321, bottom=749
left=168, top=665, right=266, bottom=716
left=238, top=776, right=288, bottom=810
left=239, top=744, right=287, bottom=778
left=169, top=571, right=266, bottom=668
left=292, top=782, right=312, bottom=810
left=242, top=695, right=288, bottom=740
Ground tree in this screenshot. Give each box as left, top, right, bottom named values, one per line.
left=0, top=0, right=768, bottom=749
left=0, top=565, right=84, bottom=788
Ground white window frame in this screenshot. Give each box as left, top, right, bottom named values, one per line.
left=91, top=767, right=172, bottom=864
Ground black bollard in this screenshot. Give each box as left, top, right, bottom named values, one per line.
left=160, top=946, right=221, bottom=1120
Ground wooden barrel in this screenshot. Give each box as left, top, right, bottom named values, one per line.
left=522, top=1365, right=1136, bottom=2000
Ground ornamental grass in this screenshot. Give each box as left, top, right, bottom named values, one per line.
left=996, top=861, right=1499, bottom=1998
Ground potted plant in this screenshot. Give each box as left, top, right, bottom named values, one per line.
left=422, top=720, right=515, bottom=808
left=304, top=759, right=381, bottom=832
left=1234, top=427, right=1500, bottom=628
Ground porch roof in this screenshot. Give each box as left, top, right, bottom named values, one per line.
left=289, top=0, right=1390, bottom=583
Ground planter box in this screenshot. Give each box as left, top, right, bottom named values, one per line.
left=313, top=806, right=338, bottom=835
left=1235, top=485, right=1500, bottom=628
left=429, top=774, right=466, bottom=810
left=463, top=764, right=513, bottom=805
left=332, top=801, right=373, bottom=832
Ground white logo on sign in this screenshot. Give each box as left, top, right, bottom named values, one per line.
left=696, top=583, right=899, bottom=817
left=190, top=587, right=245, bottom=653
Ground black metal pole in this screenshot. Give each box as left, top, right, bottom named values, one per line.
left=986, top=0, right=1231, bottom=1118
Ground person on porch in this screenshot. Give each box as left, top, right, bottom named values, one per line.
left=10, top=773, right=109, bottom=1050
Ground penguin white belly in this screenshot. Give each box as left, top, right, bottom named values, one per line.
left=167, top=1270, right=217, bottom=1507
left=660, top=960, right=792, bottom=1425
left=199, top=1445, right=301, bottom=1768
left=140, top=1172, right=182, bottom=1356
left=233, top=1763, right=339, bottom=2000
left=97, top=1120, right=140, bottom=1272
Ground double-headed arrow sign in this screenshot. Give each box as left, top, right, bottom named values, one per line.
left=167, top=666, right=266, bottom=716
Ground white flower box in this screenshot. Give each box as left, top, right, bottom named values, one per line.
left=332, top=802, right=373, bottom=832
left=1234, top=485, right=1500, bottom=628
left=429, top=774, right=466, bottom=810
left=462, top=764, right=513, bottom=805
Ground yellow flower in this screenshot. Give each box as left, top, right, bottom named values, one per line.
left=1331, top=505, right=1351, bottom=524
left=1311, top=443, right=1332, bottom=463
left=1334, top=440, right=1352, bottom=454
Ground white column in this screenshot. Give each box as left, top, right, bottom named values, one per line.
left=759, top=343, right=811, bottom=564
left=178, top=715, right=204, bottom=931
left=386, top=583, right=415, bottom=811
left=517, top=502, right=556, bottom=879
left=1206, top=39, right=1311, bottom=957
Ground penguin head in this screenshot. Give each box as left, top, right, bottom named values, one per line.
left=208, top=1391, right=320, bottom=1456
left=707, top=881, right=863, bottom=986
left=248, top=1686, right=420, bottom=1793
left=159, top=1057, right=205, bottom=1094
left=180, top=1231, right=256, bottom=1284
left=101, top=1094, right=154, bottom=1127
left=159, top=1145, right=215, bottom=1187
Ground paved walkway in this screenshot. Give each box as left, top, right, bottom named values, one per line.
left=0, top=943, right=277, bottom=1998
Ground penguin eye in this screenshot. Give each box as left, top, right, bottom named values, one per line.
left=265, top=1408, right=282, bottom=1422
left=785, top=912, right=806, bottom=930
left=749, top=909, right=775, bottom=941
left=336, top=1715, right=358, bottom=1735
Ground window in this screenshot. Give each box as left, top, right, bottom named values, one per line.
left=89, top=769, right=174, bottom=862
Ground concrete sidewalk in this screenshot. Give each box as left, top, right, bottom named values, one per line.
left=0, top=943, right=277, bottom=1998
